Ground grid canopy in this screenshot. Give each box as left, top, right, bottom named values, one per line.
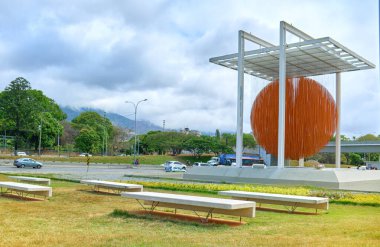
left=210, top=37, right=375, bottom=81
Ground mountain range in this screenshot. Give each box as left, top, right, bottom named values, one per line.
left=61, top=106, right=162, bottom=134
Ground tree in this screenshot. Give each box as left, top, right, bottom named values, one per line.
left=221, top=133, right=235, bottom=147
left=318, top=153, right=335, bottom=164
left=165, top=131, right=190, bottom=155
left=209, top=141, right=233, bottom=155
left=27, top=90, right=66, bottom=150
left=72, top=112, right=114, bottom=154
left=0, top=77, right=66, bottom=153
left=215, top=129, right=221, bottom=141
left=356, top=134, right=380, bottom=141
left=341, top=135, right=351, bottom=141
left=60, top=121, right=79, bottom=147
left=35, top=112, right=64, bottom=149
left=243, top=133, right=256, bottom=150
left=331, top=135, right=351, bottom=141
left=140, top=131, right=192, bottom=155
left=349, top=153, right=363, bottom=166
left=220, top=133, right=256, bottom=151
left=140, top=131, right=171, bottom=154
left=183, top=136, right=212, bottom=158
left=74, top=128, right=101, bottom=153
left=340, top=153, right=348, bottom=164
left=0, top=78, right=33, bottom=153
left=110, top=126, right=130, bottom=155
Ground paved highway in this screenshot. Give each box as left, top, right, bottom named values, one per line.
left=0, top=159, right=184, bottom=181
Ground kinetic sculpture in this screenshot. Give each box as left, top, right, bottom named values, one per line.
left=251, top=77, right=337, bottom=160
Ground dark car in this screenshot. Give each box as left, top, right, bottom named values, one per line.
left=14, top=158, right=43, bottom=169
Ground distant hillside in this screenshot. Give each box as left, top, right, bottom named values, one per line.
left=61, top=106, right=162, bottom=134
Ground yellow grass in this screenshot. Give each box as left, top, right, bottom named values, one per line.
left=0, top=175, right=379, bottom=247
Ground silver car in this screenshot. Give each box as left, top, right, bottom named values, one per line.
left=162, top=161, right=186, bottom=172
left=193, top=162, right=211, bottom=166
left=14, top=158, right=43, bottom=169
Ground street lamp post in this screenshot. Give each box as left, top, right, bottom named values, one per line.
left=38, top=120, right=42, bottom=156
left=38, top=112, right=49, bottom=156
left=103, top=112, right=107, bottom=156
left=125, top=99, right=147, bottom=163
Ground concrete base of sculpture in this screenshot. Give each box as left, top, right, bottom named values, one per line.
left=183, top=167, right=380, bottom=192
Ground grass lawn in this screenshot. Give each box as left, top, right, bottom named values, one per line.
left=0, top=175, right=379, bottom=247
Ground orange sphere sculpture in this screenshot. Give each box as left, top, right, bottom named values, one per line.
left=251, top=77, right=337, bottom=160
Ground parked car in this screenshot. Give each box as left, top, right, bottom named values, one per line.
left=16, top=151, right=27, bottom=156
left=14, top=158, right=43, bottom=169
left=357, top=165, right=367, bottom=170
left=79, top=153, right=92, bottom=157
left=161, top=161, right=179, bottom=168
left=207, top=160, right=219, bottom=166
left=162, top=161, right=186, bottom=172
left=193, top=162, right=211, bottom=166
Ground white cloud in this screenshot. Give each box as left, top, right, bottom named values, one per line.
left=0, top=0, right=378, bottom=136
left=59, top=17, right=136, bottom=52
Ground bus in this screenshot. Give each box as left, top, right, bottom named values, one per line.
left=227, top=157, right=265, bottom=166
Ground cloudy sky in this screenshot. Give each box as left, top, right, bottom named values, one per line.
left=0, top=0, right=378, bottom=137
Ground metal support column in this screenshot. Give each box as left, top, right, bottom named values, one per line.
left=335, top=72, right=341, bottom=168
left=236, top=30, right=245, bottom=168
left=277, top=21, right=287, bottom=168
left=299, top=157, right=304, bottom=167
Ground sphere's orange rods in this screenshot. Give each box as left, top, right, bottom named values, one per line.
left=251, top=77, right=337, bottom=160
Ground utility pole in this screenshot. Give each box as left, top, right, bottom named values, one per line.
left=38, top=112, right=47, bottom=156
left=57, top=129, right=60, bottom=157
left=3, top=130, right=6, bottom=151
left=104, top=112, right=107, bottom=156
left=38, top=121, right=42, bottom=156
left=137, top=136, right=140, bottom=156
left=125, top=99, right=148, bottom=163
left=102, top=116, right=105, bottom=156
left=163, top=120, right=165, bottom=131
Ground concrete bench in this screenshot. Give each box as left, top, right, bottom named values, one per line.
left=80, top=180, right=143, bottom=194
left=218, top=190, right=328, bottom=214
left=0, top=181, right=52, bottom=200
left=121, top=191, right=255, bottom=222
left=9, top=176, right=51, bottom=185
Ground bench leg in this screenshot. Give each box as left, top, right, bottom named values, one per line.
left=136, top=200, right=160, bottom=213
left=150, top=201, right=160, bottom=212
left=1, top=188, right=48, bottom=200
left=192, top=208, right=214, bottom=223
left=136, top=199, right=146, bottom=210
left=283, top=203, right=299, bottom=213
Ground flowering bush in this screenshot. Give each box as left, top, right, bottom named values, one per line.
left=126, top=181, right=310, bottom=196
left=125, top=180, right=380, bottom=206
left=333, top=194, right=380, bottom=206
left=309, top=190, right=352, bottom=200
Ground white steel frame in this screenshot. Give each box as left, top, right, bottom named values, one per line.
left=210, top=21, right=375, bottom=168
